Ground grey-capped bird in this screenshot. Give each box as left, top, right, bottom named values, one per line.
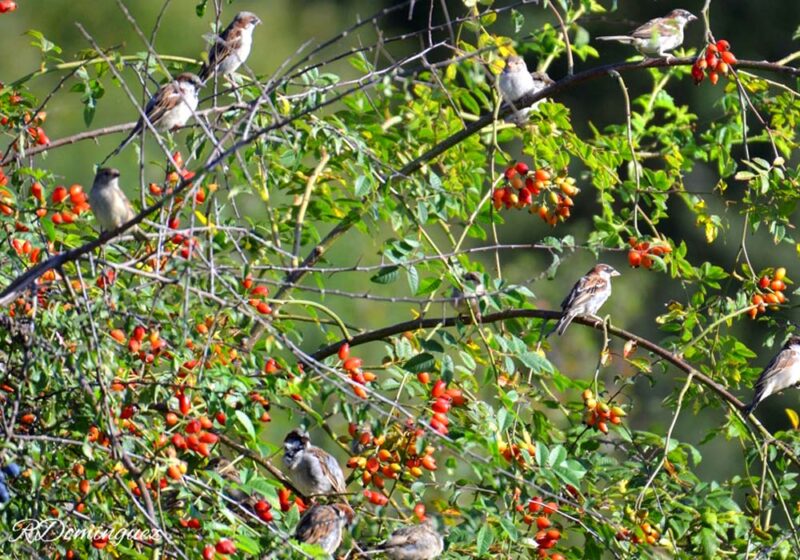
left=89, top=168, right=146, bottom=241
left=552, top=263, right=620, bottom=336
left=199, top=11, right=261, bottom=83
left=106, top=72, right=203, bottom=161
left=294, top=503, right=354, bottom=555
left=596, top=9, right=697, bottom=58
left=743, top=336, right=800, bottom=415
left=497, top=56, right=554, bottom=125
left=367, top=517, right=445, bottom=560
left=451, top=272, right=487, bottom=320
left=283, top=429, right=346, bottom=497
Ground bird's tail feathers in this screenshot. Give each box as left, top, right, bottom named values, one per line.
left=596, top=35, right=635, bottom=44
left=743, top=392, right=763, bottom=417
left=554, top=313, right=574, bottom=336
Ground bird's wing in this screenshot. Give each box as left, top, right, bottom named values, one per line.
left=630, top=17, right=679, bottom=41
left=143, top=82, right=180, bottom=126
left=754, top=348, right=797, bottom=392
left=561, top=273, right=607, bottom=311
left=295, top=506, right=337, bottom=543
left=309, top=447, right=346, bottom=493
left=202, top=23, right=243, bottom=78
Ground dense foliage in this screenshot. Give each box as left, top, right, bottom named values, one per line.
left=0, top=0, right=799, bottom=558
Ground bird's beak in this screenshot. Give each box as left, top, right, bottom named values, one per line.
left=611, top=269, right=620, bottom=277
left=255, top=17, right=262, bottom=26
left=111, top=170, right=120, bottom=178
left=688, top=14, right=697, bottom=22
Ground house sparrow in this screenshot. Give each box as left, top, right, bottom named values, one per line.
left=743, top=336, right=800, bottom=415
left=294, top=503, right=354, bottom=555
left=199, top=11, right=261, bottom=83
left=106, top=72, right=203, bottom=160
left=497, top=56, right=554, bottom=125
left=552, top=263, right=620, bottom=336
left=89, top=167, right=146, bottom=241
left=596, top=9, right=697, bottom=58
left=451, top=272, right=487, bottom=320
left=283, top=429, right=346, bottom=497
left=369, top=517, right=444, bottom=560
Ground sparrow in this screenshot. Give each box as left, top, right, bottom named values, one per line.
left=451, top=272, right=487, bottom=320
left=294, top=503, right=354, bottom=555
left=596, top=9, right=697, bottom=58
left=199, top=11, right=262, bottom=83
left=743, top=336, right=800, bottom=415
left=106, top=72, right=203, bottom=161
left=283, top=429, right=346, bottom=497
left=89, top=167, right=146, bottom=241
left=367, top=517, right=444, bottom=560
left=552, top=263, right=620, bottom=336
left=497, top=56, right=554, bottom=125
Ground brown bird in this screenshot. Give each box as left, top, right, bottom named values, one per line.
left=89, top=168, right=146, bottom=242
left=552, top=263, right=619, bottom=336
left=199, top=11, right=261, bottom=83
left=597, top=9, right=697, bottom=58
left=294, top=503, right=354, bottom=555
left=744, top=336, right=800, bottom=415
left=366, top=517, right=445, bottom=560
left=282, top=429, right=346, bottom=497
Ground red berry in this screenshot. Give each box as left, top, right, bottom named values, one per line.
left=515, top=162, right=530, bottom=175
left=338, top=342, right=350, bottom=361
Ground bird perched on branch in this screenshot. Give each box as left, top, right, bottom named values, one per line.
left=451, top=271, right=487, bottom=321
left=283, top=429, right=346, bottom=498
left=199, top=11, right=261, bottom=83
left=596, top=9, right=697, bottom=58
left=552, top=263, right=620, bottom=336
left=89, top=167, right=146, bottom=241
left=497, top=55, right=554, bottom=125
left=294, top=503, right=354, bottom=555
left=743, top=336, right=800, bottom=415
left=364, top=517, right=445, bottom=560
left=105, top=72, right=203, bottom=162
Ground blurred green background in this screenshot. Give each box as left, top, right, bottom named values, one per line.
left=3, top=0, right=799, bottom=482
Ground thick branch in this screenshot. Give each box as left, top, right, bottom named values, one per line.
left=312, top=308, right=744, bottom=407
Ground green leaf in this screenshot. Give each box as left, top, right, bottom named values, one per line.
left=370, top=266, right=399, bottom=284
left=235, top=410, right=257, bottom=441
left=476, top=524, right=494, bottom=556
left=699, top=527, right=719, bottom=559
left=403, top=353, right=435, bottom=373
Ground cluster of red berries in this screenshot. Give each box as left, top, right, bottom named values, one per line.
left=627, top=237, right=672, bottom=269
left=47, top=182, right=91, bottom=225
left=242, top=276, right=272, bottom=315
left=109, top=325, right=168, bottom=365
left=692, top=40, right=737, bottom=86
left=616, top=520, right=661, bottom=546
left=499, top=437, right=537, bottom=466
left=492, top=163, right=579, bottom=226
left=422, top=376, right=465, bottom=435
left=10, top=237, right=41, bottom=263
left=203, top=538, right=236, bottom=560
left=518, top=497, right=564, bottom=559
left=168, top=410, right=220, bottom=459
left=0, top=1, right=16, bottom=13
left=347, top=423, right=438, bottom=493
left=749, top=267, right=789, bottom=319
left=338, top=343, right=376, bottom=399
left=582, top=389, right=625, bottom=435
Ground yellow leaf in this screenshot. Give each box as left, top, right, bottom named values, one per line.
left=194, top=211, right=207, bottom=226
left=785, top=408, right=799, bottom=430
left=445, top=63, right=457, bottom=82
